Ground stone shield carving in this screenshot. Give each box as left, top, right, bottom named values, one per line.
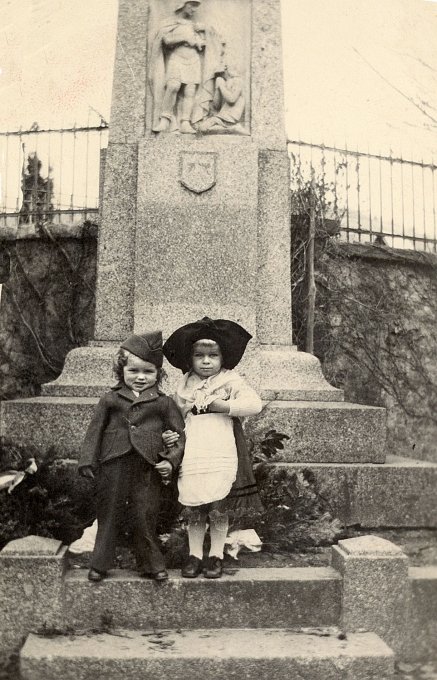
left=180, top=152, right=217, bottom=194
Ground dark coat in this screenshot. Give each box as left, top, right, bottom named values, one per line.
left=78, top=384, right=185, bottom=472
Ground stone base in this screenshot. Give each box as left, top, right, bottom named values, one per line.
left=2, top=395, right=384, bottom=463
left=41, top=343, right=344, bottom=402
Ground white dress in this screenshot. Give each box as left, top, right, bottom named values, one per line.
left=174, top=370, right=263, bottom=507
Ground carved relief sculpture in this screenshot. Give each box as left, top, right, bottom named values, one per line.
left=149, top=0, right=249, bottom=135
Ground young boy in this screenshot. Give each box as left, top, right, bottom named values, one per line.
left=78, top=331, right=185, bottom=582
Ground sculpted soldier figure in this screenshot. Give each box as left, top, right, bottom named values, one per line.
left=150, top=1, right=206, bottom=134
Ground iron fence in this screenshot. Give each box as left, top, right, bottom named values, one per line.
left=1, top=128, right=436, bottom=253
left=0, top=124, right=109, bottom=235
left=288, top=140, right=437, bottom=253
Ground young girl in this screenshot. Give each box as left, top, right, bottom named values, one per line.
left=163, top=316, right=263, bottom=579
left=78, top=330, right=185, bottom=582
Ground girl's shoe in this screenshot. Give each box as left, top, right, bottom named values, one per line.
left=181, top=555, right=203, bottom=578
left=88, top=568, right=107, bottom=582
left=204, top=556, right=223, bottom=579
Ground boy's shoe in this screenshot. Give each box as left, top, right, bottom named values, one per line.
left=140, top=570, right=169, bottom=581
left=88, top=568, right=107, bottom=582
left=181, top=555, right=203, bottom=578
left=203, top=556, right=223, bottom=579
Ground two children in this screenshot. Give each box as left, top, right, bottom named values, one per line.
left=79, top=318, right=262, bottom=581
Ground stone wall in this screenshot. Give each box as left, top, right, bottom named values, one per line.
left=305, top=240, right=437, bottom=463
left=0, top=223, right=97, bottom=400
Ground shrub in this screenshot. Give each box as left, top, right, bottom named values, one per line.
left=0, top=440, right=95, bottom=550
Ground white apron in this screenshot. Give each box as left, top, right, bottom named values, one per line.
left=178, top=412, right=237, bottom=507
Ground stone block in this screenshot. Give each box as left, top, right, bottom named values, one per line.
left=64, top=566, right=341, bottom=631
left=274, top=456, right=437, bottom=527
left=20, top=629, right=394, bottom=680
left=332, top=535, right=409, bottom=655
left=0, top=536, right=67, bottom=652
left=246, top=400, right=386, bottom=463
left=407, top=566, right=437, bottom=662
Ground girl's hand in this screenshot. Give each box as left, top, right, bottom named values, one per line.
left=208, top=398, right=231, bottom=414
left=162, top=430, right=180, bottom=447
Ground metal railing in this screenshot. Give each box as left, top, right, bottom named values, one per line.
left=0, top=124, right=109, bottom=234
left=1, top=127, right=436, bottom=252
left=288, top=140, right=437, bottom=253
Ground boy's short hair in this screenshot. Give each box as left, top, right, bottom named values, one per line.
left=113, top=348, right=164, bottom=387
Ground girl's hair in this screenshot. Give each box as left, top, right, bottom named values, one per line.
left=190, top=338, right=223, bottom=366
left=113, top=348, right=165, bottom=387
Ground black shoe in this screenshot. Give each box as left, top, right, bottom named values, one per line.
left=181, top=555, right=203, bottom=578
left=88, top=568, right=107, bottom=582
left=204, top=556, right=223, bottom=579
left=152, top=570, right=169, bottom=581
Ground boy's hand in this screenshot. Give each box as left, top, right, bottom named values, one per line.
left=162, top=430, right=180, bottom=447
left=79, top=466, right=95, bottom=480
left=155, top=460, right=172, bottom=483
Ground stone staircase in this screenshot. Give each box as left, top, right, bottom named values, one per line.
left=2, top=532, right=436, bottom=679
left=19, top=564, right=394, bottom=680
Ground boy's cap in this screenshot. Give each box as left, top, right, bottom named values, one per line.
left=163, top=317, right=252, bottom=372
left=121, top=331, right=163, bottom=367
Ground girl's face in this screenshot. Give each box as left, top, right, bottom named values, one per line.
left=123, top=352, right=158, bottom=392
left=192, top=339, right=223, bottom=379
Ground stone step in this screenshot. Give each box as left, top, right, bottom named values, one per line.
left=1, top=396, right=386, bottom=463
left=63, top=567, right=341, bottom=631
left=278, top=455, right=437, bottom=528
left=20, top=629, right=394, bottom=680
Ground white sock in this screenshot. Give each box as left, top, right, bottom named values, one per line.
left=188, top=520, right=207, bottom=559
left=209, top=514, right=229, bottom=560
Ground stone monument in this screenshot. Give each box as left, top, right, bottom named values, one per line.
left=1, top=0, right=389, bottom=472
left=52, top=0, right=341, bottom=399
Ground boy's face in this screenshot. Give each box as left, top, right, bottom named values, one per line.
left=123, top=352, right=158, bottom=392
left=192, top=339, right=223, bottom=379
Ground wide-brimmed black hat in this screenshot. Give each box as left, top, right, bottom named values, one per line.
left=163, top=317, right=252, bottom=372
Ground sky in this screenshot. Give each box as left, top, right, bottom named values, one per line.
left=1, top=0, right=437, bottom=159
